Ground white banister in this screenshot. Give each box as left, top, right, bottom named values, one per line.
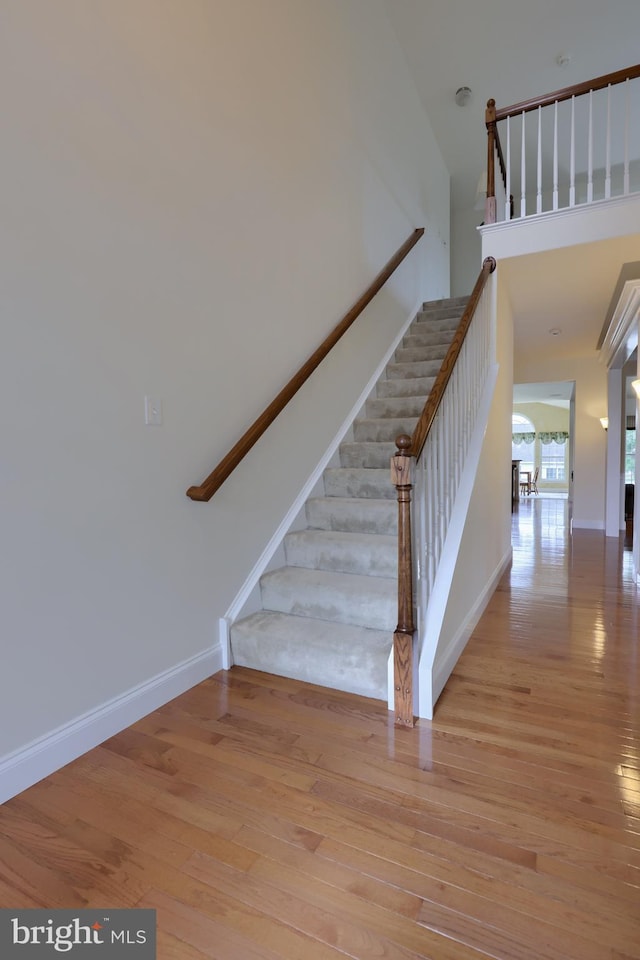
left=520, top=111, right=526, bottom=217
left=553, top=100, right=559, bottom=210
left=587, top=90, right=594, bottom=203
left=414, top=284, right=492, bottom=614
left=605, top=84, right=612, bottom=199
left=624, top=78, right=630, bottom=195
left=536, top=105, right=542, bottom=214
left=506, top=116, right=511, bottom=220
left=569, top=95, right=576, bottom=207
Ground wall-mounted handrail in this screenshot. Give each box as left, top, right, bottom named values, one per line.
left=391, top=255, right=496, bottom=726
left=186, top=228, right=424, bottom=501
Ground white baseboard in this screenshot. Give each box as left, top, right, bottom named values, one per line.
left=429, top=546, right=512, bottom=716
left=0, top=646, right=222, bottom=805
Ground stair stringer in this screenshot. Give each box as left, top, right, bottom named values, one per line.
left=406, top=363, right=508, bottom=719
left=220, top=295, right=424, bottom=667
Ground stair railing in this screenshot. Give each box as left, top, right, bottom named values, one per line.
left=391, top=256, right=496, bottom=725
left=187, top=228, right=424, bottom=501
left=485, top=63, right=640, bottom=224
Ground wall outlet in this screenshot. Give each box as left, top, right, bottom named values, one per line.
left=144, top=395, right=162, bottom=426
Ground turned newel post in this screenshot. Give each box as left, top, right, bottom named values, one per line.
left=485, top=98, right=497, bottom=224
left=391, top=434, right=415, bottom=727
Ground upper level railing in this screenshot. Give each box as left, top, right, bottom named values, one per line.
left=187, top=228, right=424, bottom=501
left=485, top=63, right=640, bottom=224
left=391, top=256, right=496, bottom=725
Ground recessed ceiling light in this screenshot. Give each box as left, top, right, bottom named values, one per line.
left=548, top=327, right=562, bottom=335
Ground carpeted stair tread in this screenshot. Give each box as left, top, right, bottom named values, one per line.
left=365, top=395, right=427, bottom=419
left=376, top=375, right=436, bottom=398
left=260, top=566, right=396, bottom=630
left=285, top=529, right=397, bottom=576
left=323, top=467, right=395, bottom=499
left=386, top=358, right=443, bottom=379
left=353, top=416, right=419, bottom=443
left=393, top=345, right=450, bottom=364
left=230, top=611, right=391, bottom=699
left=306, top=495, right=396, bottom=534
left=338, top=441, right=397, bottom=469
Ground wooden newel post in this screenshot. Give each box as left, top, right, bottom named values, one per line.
left=391, top=434, right=415, bottom=727
left=485, top=98, right=497, bottom=225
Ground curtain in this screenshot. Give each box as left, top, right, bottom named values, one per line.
left=512, top=432, right=535, bottom=444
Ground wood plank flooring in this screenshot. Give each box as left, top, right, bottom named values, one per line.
left=1, top=497, right=639, bottom=959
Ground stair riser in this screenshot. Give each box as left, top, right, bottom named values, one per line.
left=230, top=612, right=390, bottom=700
left=353, top=418, right=418, bottom=443
left=260, top=572, right=396, bottom=631
left=323, top=468, right=395, bottom=499
left=386, top=359, right=442, bottom=380
left=376, top=376, right=436, bottom=398
left=306, top=497, right=397, bottom=534
left=339, top=441, right=397, bottom=469
left=365, top=396, right=426, bottom=419
left=284, top=531, right=397, bottom=577
left=402, top=332, right=455, bottom=350
left=394, top=346, right=448, bottom=364
left=414, top=315, right=462, bottom=330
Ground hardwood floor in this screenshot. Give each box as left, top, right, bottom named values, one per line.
left=1, top=498, right=639, bottom=959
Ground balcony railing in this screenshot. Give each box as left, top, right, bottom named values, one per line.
left=485, top=64, right=640, bottom=224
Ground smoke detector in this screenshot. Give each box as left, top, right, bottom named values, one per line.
left=455, top=86, right=472, bottom=107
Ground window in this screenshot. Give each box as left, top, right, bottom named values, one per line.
left=512, top=414, right=535, bottom=475
left=541, top=440, right=566, bottom=481
left=626, top=428, right=636, bottom=484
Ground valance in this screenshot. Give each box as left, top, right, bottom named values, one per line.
left=539, top=431, right=569, bottom=444
left=512, top=431, right=569, bottom=445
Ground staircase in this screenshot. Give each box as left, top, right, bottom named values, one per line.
left=230, top=295, right=469, bottom=699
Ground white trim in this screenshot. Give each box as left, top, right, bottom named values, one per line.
left=430, top=545, right=512, bottom=713
left=219, top=617, right=231, bottom=669
left=479, top=192, right=640, bottom=261
left=0, top=646, right=222, bottom=805
left=571, top=519, right=606, bottom=530
left=224, top=295, right=424, bottom=627
left=598, top=279, right=640, bottom=368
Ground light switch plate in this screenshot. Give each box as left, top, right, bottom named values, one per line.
left=144, top=395, right=162, bottom=426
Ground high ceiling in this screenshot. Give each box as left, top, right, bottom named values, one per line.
left=385, top=0, right=640, bottom=213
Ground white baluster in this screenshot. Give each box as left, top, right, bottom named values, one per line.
left=605, top=84, right=611, bottom=199
left=520, top=111, right=526, bottom=217
left=506, top=116, right=511, bottom=220
left=553, top=101, right=559, bottom=210
left=536, top=105, right=542, bottom=213
left=587, top=89, right=593, bottom=204
left=569, top=96, right=576, bottom=207
left=624, top=77, right=630, bottom=195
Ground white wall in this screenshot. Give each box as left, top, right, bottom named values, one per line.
left=451, top=206, right=484, bottom=297
left=0, top=0, right=450, bottom=780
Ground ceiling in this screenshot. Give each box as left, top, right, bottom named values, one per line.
left=385, top=1, right=640, bottom=397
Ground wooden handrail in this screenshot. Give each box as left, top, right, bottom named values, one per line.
left=409, top=256, right=496, bottom=461
left=186, top=228, right=425, bottom=501
left=495, top=62, right=640, bottom=121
